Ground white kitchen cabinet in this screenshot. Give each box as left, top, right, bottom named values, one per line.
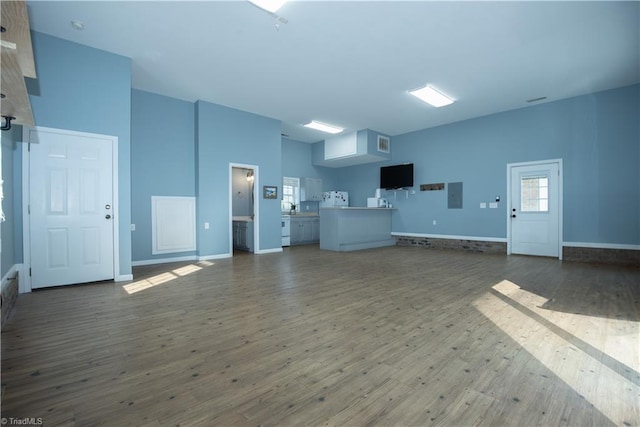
left=300, top=177, right=323, bottom=202
left=324, top=132, right=357, bottom=159
left=290, top=216, right=320, bottom=245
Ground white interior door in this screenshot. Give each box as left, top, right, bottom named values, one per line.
left=509, top=161, right=561, bottom=258
left=29, top=130, right=115, bottom=288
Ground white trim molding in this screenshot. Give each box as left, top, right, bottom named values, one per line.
left=198, top=253, right=233, bottom=261
left=257, top=248, right=284, bottom=254
left=229, top=163, right=260, bottom=255
left=151, top=196, right=197, bottom=255
left=132, top=255, right=198, bottom=267
left=21, top=126, right=121, bottom=293
left=506, top=158, right=563, bottom=260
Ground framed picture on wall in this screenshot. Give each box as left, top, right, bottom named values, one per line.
left=263, top=185, right=278, bottom=199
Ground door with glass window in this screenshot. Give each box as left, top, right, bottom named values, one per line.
left=509, top=161, right=561, bottom=257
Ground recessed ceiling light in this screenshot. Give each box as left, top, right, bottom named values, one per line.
left=71, top=20, right=85, bottom=31
left=248, top=0, right=287, bottom=13
left=409, top=84, right=454, bottom=108
left=303, top=121, right=344, bottom=134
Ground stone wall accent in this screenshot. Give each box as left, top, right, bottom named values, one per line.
left=395, top=235, right=639, bottom=267
left=563, top=246, right=640, bottom=268
left=395, top=235, right=507, bottom=254
left=1, top=274, right=19, bottom=330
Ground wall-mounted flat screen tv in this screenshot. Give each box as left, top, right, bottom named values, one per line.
left=380, top=163, right=414, bottom=189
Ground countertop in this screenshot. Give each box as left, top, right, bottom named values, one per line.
left=319, top=207, right=396, bottom=210
left=281, top=212, right=319, bottom=217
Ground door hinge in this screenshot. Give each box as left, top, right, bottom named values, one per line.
left=28, top=142, right=31, bottom=152
left=28, top=204, right=30, bottom=214
left=29, top=268, right=32, bottom=277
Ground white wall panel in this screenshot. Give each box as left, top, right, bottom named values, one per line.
left=151, top=196, right=196, bottom=255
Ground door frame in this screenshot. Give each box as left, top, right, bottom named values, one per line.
left=21, top=126, right=120, bottom=293
left=506, top=158, right=563, bottom=260
left=229, top=163, right=259, bottom=255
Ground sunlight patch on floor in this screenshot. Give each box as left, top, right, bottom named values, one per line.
left=473, top=280, right=639, bottom=426
left=173, top=264, right=202, bottom=276
left=123, top=263, right=207, bottom=295
left=491, top=279, right=639, bottom=370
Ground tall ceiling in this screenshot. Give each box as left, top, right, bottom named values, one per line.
left=26, top=1, right=640, bottom=143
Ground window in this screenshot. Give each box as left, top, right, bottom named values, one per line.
left=521, top=176, right=549, bottom=212
left=281, top=177, right=300, bottom=212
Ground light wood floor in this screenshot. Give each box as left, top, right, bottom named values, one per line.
left=2, top=246, right=639, bottom=426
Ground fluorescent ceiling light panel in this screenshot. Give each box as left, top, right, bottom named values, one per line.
left=409, top=84, right=454, bottom=107
left=248, top=0, right=287, bottom=13
left=304, top=121, right=344, bottom=134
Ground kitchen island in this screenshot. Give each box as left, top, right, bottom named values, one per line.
left=320, top=207, right=395, bottom=252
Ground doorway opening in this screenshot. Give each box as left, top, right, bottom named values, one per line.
left=230, top=164, right=258, bottom=255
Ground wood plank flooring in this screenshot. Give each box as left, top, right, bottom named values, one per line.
left=2, top=245, right=639, bottom=426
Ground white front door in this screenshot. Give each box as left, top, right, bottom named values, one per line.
left=29, top=129, right=115, bottom=288
left=508, top=160, right=562, bottom=258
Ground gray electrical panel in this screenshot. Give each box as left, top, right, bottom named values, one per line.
left=448, top=182, right=463, bottom=209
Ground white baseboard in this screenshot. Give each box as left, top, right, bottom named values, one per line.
left=132, top=255, right=198, bottom=267
left=198, top=253, right=232, bottom=261
left=115, top=274, right=134, bottom=282
left=257, top=248, right=283, bottom=254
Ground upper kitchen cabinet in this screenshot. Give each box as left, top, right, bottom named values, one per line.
left=312, top=129, right=391, bottom=168
left=1, top=0, right=37, bottom=128
left=301, top=177, right=322, bottom=202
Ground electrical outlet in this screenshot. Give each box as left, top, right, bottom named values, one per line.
left=204, top=222, right=210, bottom=230
left=433, top=220, right=437, bottom=225
left=130, top=224, right=136, bottom=231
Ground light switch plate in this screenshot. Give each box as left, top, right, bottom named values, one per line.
left=480, top=203, right=487, bottom=209
left=489, top=202, right=498, bottom=209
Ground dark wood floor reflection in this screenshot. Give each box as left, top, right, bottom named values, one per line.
left=2, top=246, right=639, bottom=426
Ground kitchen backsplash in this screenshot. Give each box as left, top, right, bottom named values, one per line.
left=299, top=201, right=320, bottom=214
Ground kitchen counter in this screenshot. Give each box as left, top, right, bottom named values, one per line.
left=320, top=207, right=395, bottom=252
left=320, top=207, right=395, bottom=210
left=281, top=212, right=319, bottom=217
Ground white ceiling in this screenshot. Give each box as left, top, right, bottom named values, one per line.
left=26, top=1, right=640, bottom=143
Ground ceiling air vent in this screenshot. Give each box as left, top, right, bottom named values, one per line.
left=377, top=135, right=390, bottom=153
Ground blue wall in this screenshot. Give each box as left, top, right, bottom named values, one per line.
left=195, top=101, right=282, bottom=256
left=282, top=136, right=340, bottom=186
left=337, top=84, right=640, bottom=245
left=7, top=31, right=636, bottom=276
left=28, top=32, right=133, bottom=276
left=131, top=90, right=195, bottom=261
left=131, top=94, right=284, bottom=260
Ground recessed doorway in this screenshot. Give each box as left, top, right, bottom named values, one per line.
left=230, top=163, right=259, bottom=255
